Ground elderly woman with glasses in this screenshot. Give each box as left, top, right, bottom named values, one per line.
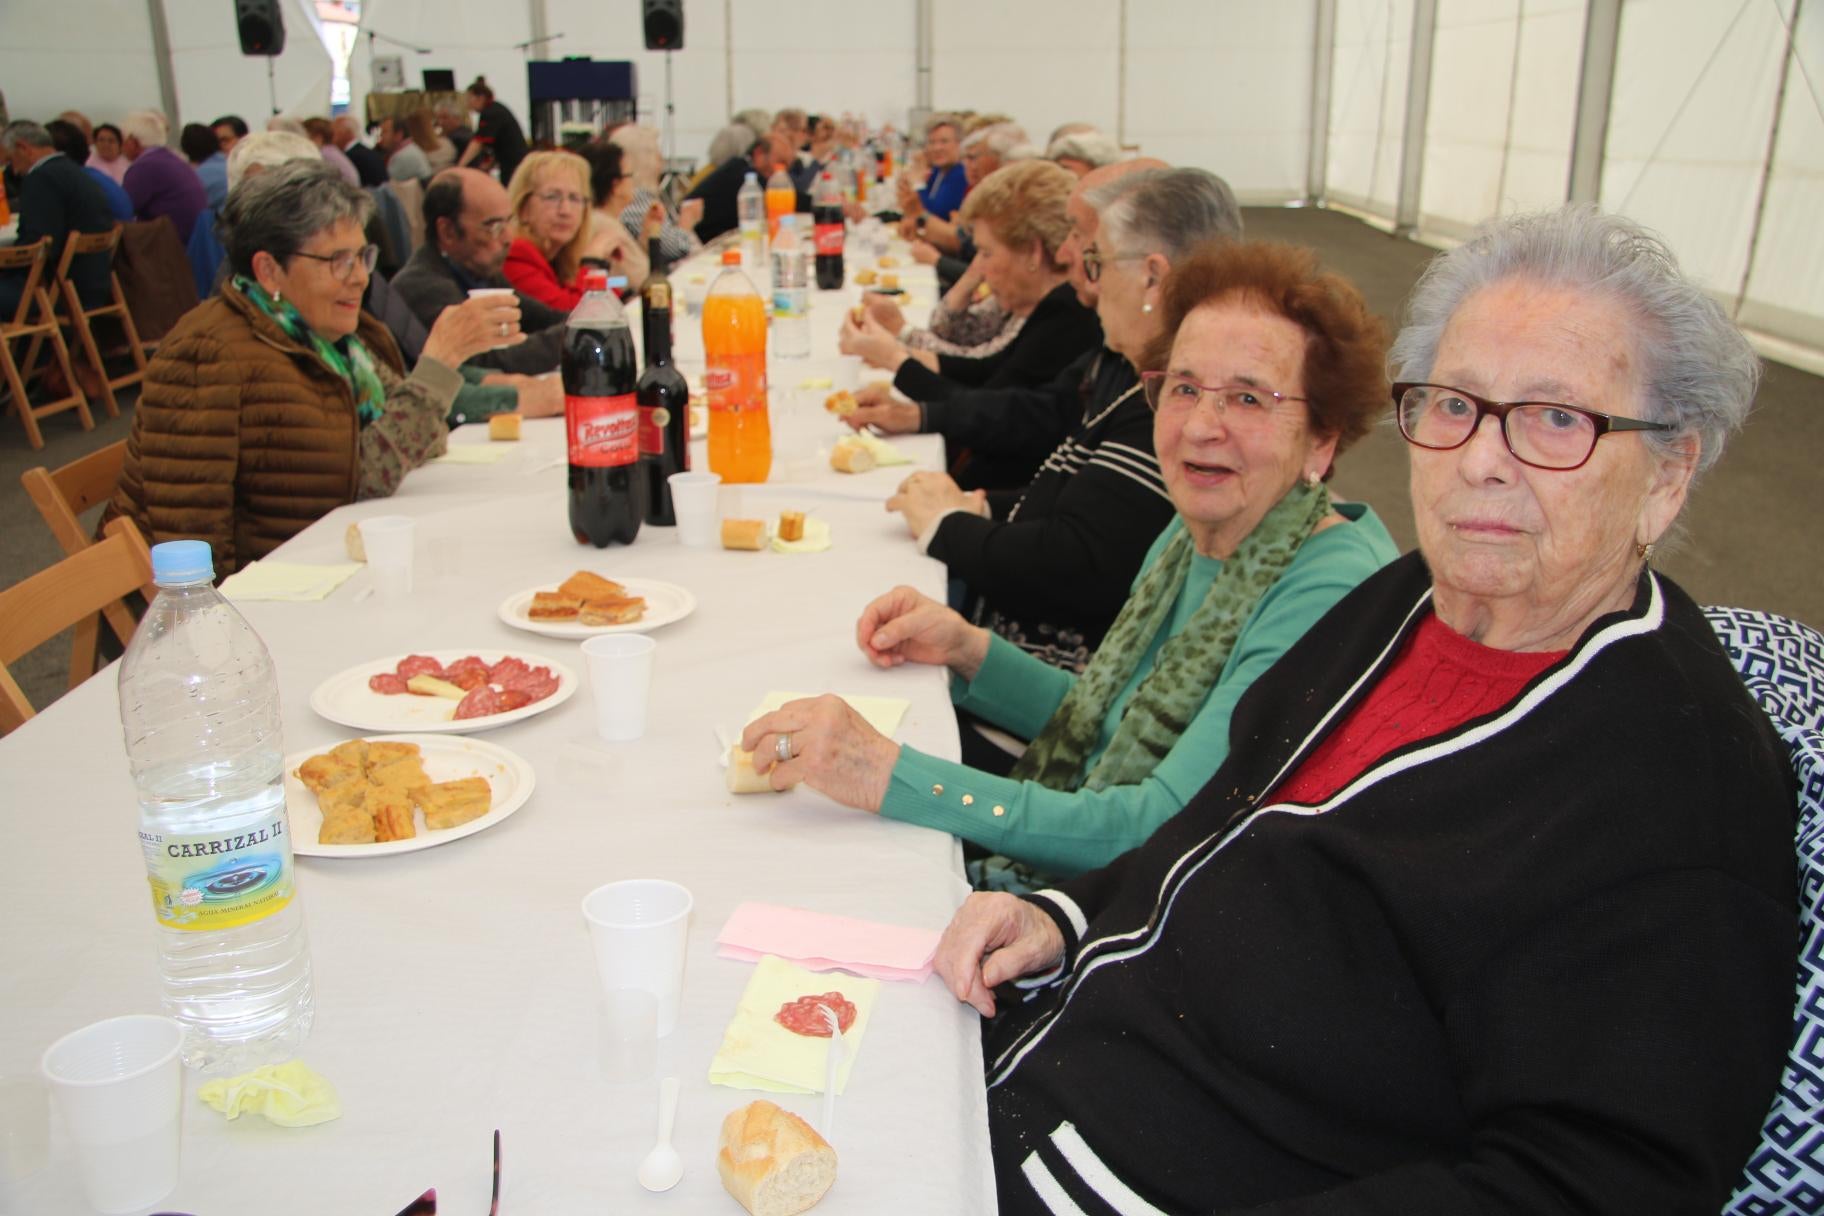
left=745, top=238, right=1397, bottom=889
left=110, top=161, right=519, bottom=579
left=503, top=150, right=598, bottom=311
left=930, top=206, right=1795, bottom=1215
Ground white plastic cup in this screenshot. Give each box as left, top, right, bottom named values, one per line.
left=40, top=1015, right=184, bottom=1215
left=582, top=880, right=693, bottom=1036
left=467, top=287, right=521, bottom=348
left=580, top=633, right=656, bottom=742
left=668, top=471, right=721, bottom=548
left=596, top=989, right=658, bottom=1085
left=358, top=515, right=415, bottom=602
left=835, top=356, right=862, bottom=392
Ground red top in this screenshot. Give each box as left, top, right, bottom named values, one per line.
left=1270, top=612, right=1564, bottom=806
left=503, top=237, right=585, bottom=311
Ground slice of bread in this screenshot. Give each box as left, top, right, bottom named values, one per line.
left=365, top=784, right=417, bottom=843
left=829, top=439, right=875, bottom=474
left=721, top=519, right=767, bottom=551
left=529, top=591, right=583, bottom=621
left=578, top=596, right=647, bottom=627
left=414, top=777, right=493, bottom=830
left=489, top=413, right=521, bottom=441
left=777, top=511, right=805, bottom=543
left=717, top=1100, right=837, bottom=1216
left=559, top=571, right=627, bottom=601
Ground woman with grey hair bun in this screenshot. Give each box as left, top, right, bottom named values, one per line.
left=109, top=161, right=524, bottom=579
left=931, top=203, right=1795, bottom=1214
left=1046, top=127, right=1120, bottom=177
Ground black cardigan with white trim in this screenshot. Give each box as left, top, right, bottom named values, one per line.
left=987, top=551, right=1796, bottom=1216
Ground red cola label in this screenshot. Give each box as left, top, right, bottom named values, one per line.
left=567, top=393, right=638, bottom=467
left=815, top=223, right=844, bottom=256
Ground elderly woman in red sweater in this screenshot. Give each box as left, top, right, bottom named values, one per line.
left=502, top=150, right=595, bottom=312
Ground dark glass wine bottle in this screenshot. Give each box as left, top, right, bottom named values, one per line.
left=637, top=238, right=691, bottom=526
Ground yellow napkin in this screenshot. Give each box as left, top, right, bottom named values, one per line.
left=851, top=432, right=912, bottom=467
left=434, top=445, right=513, bottom=464
left=220, top=560, right=361, bottom=602
left=709, top=955, right=878, bottom=1095
left=747, top=691, right=908, bottom=737
left=797, top=376, right=833, bottom=390
left=771, top=518, right=831, bottom=554
left=197, top=1061, right=341, bottom=1126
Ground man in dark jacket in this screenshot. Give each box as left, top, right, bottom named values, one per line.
left=1, top=120, right=115, bottom=318
left=391, top=168, right=565, bottom=375
left=685, top=133, right=801, bottom=242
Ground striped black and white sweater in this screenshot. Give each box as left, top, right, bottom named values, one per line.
left=987, top=552, right=1796, bottom=1215
left=928, top=347, right=1173, bottom=671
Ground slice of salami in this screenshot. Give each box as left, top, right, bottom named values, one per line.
left=445, top=656, right=490, bottom=680
left=774, top=993, right=857, bottom=1037
left=497, top=665, right=558, bottom=701
left=396, top=654, right=445, bottom=680
left=449, top=667, right=490, bottom=691
left=453, top=685, right=502, bottom=720
left=488, top=656, right=530, bottom=683
left=493, top=688, right=532, bottom=713
left=368, top=672, right=410, bottom=695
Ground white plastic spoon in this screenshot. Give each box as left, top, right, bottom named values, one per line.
left=637, top=1076, right=683, bottom=1192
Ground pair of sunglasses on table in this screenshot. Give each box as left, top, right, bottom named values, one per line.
left=392, top=1129, right=501, bottom=1216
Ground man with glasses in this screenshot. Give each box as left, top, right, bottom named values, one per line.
left=394, top=167, right=566, bottom=376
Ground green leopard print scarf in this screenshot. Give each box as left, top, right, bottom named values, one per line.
left=235, top=275, right=386, bottom=424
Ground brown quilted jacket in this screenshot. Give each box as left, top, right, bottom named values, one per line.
left=110, top=283, right=461, bottom=579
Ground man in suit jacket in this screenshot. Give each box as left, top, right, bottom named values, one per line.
left=1, top=120, right=115, bottom=319
left=391, top=168, right=565, bottom=376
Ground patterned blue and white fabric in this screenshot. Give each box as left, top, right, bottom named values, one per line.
left=1709, top=607, right=1824, bottom=1215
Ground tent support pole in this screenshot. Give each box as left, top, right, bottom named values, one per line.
left=1308, top=0, right=1336, bottom=205
left=915, top=0, right=933, bottom=114
left=145, top=0, right=180, bottom=138
left=1735, top=0, right=1802, bottom=317
left=1392, top=0, right=1437, bottom=237
left=1566, top=0, right=1621, bottom=203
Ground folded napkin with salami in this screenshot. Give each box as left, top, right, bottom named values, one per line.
left=709, top=955, right=878, bottom=1095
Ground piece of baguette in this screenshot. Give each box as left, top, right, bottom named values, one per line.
left=407, top=674, right=468, bottom=700
left=726, top=748, right=786, bottom=794
left=559, top=571, right=627, bottom=601
left=721, top=519, right=767, bottom=551
left=853, top=268, right=877, bottom=286
left=823, top=390, right=857, bottom=418
left=489, top=413, right=521, bottom=441
left=829, top=439, right=876, bottom=475
left=876, top=255, right=899, bottom=269
left=777, top=511, right=805, bottom=543
left=344, top=522, right=366, bottom=562
left=717, top=1100, right=837, bottom=1216
left=878, top=272, right=899, bottom=291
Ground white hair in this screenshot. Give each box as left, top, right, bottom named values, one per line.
left=266, top=116, right=307, bottom=136
left=966, top=122, right=1030, bottom=161
left=707, top=123, right=758, bottom=167
left=121, top=109, right=168, bottom=149
left=608, top=124, right=663, bottom=188
left=1088, top=167, right=1244, bottom=261
left=1047, top=128, right=1120, bottom=169
left=1389, top=204, right=1759, bottom=476
left=227, top=130, right=319, bottom=191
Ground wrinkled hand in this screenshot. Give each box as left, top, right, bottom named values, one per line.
left=909, top=240, right=940, bottom=266
left=740, top=694, right=899, bottom=812
left=678, top=197, right=704, bottom=231
left=839, top=310, right=906, bottom=371
left=855, top=584, right=989, bottom=677
left=864, top=295, right=907, bottom=333
left=845, top=398, right=920, bottom=435
left=421, top=293, right=525, bottom=368
left=934, top=893, right=1067, bottom=1018
left=887, top=471, right=988, bottom=538
left=506, top=373, right=563, bottom=418
left=640, top=201, right=665, bottom=243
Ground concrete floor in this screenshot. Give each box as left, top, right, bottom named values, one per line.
left=4, top=205, right=1819, bottom=718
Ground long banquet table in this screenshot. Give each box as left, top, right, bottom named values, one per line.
left=0, top=249, right=1003, bottom=1213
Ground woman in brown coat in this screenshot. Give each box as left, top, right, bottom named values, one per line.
left=111, top=160, right=522, bottom=578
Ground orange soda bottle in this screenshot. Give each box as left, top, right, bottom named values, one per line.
left=764, top=167, right=795, bottom=242
left=702, top=249, right=771, bottom=483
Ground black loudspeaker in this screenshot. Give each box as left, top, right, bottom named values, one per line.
left=643, top=0, right=684, bottom=50
left=236, top=0, right=285, bottom=56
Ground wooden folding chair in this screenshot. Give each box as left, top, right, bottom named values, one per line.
left=53, top=226, right=148, bottom=419
left=0, top=236, right=92, bottom=450
left=20, top=440, right=145, bottom=688
left=0, top=517, right=151, bottom=735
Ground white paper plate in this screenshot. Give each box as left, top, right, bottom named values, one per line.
left=309, top=649, right=577, bottom=734
left=287, top=733, right=534, bottom=858
left=496, top=577, right=696, bottom=638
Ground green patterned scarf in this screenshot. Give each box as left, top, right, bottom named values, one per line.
left=234, top=275, right=387, bottom=424
left=1008, top=478, right=1334, bottom=793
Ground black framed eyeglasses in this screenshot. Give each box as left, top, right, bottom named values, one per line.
left=290, top=243, right=380, bottom=282
left=1080, top=246, right=1144, bottom=284
left=1393, top=381, right=1677, bottom=471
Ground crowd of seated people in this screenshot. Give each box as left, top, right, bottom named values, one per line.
left=4, top=91, right=1804, bottom=1216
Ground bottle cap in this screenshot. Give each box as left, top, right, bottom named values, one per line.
left=777, top=215, right=795, bottom=230
left=744, top=172, right=757, bottom=184
left=584, top=269, right=610, bottom=293
left=607, top=276, right=630, bottom=291
left=721, top=249, right=742, bottom=265
left=151, top=540, right=212, bottom=584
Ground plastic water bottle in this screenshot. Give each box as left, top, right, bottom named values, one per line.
left=737, top=171, right=765, bottom=271
left=771, top=215, right=811, bottom=359
left=119, top=540, right=314, bottom=1073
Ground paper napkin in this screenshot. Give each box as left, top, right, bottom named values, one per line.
left=708, top=955, right=878, bottom=1095
left=770, top=517, right=832, bottom=554
left=220, top=560, right=362, bottom=602
left=717, top=902, right=940, bottom=983
left=851, top=432, right=912, bottom=466
left=197, top=1061, right=341, bottom=1126
left=746, top=691, right=909, bottom=737
left=434, top=444, right=514, bottom=464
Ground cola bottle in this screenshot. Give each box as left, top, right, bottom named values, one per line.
left=565, top=270, right=645, bottom=547
left=638, top=238, right=690, bottom=526
left=813, top=171, right=845, bottom=290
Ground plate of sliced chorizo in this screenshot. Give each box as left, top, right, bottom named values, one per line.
left=309, top=649, right=578, bottom=734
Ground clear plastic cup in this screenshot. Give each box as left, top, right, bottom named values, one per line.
left=667, top=472, right=721, bottom=548
left=40, top=1015, right=184, bottom=1215
left=357, top=515, right=415, bottom=602
left=581, top=634, right=657, bottom=742
left=582, top=880, right=693, bottom=1037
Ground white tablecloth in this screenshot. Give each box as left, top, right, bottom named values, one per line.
left=0, top=248, right=999, bottom=1214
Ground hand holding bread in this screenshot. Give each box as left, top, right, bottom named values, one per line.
left=739, top=694, right=899, bottom=813
left=885, top=471, right=988, bottom=538
left=855, top=585, right=990, bottom=680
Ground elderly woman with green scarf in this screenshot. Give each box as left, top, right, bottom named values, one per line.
left=742, top=241, right=1400, bottom=884
left=111, top=160, right=524, bottom=580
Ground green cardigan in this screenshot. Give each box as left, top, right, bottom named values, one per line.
left=879, top=503, right=1397, bottom=876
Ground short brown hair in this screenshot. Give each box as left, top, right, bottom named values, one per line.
left=1143, top=240, right=1389, bottom=455
left=959, top=160, right=1075, bottom=268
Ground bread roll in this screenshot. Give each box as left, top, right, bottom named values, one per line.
left=823, top=390, right=857, bottom=418
left=829, top=439, right=876, bottom=474
left=344, top=522, right=366, bottom=562
left=726, top=747, right=790, bottom=794
left=489, top=413, right=522, bottom=441
left=717, top=1100, right=836, bottom=1216
left=777, top=511, right=805, bottom=543
left=722, top=519, right=767, bottom=551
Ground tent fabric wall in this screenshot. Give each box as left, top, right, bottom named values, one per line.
left=930, top=0, right=1122, bottom=150
left=1326, top=0, right=1415, bottom=219
left=1738, top=0, right=1824, bottom=349
left=0, top=1, right=164, bottom=133
left=166, top=0, right=333, bottom=127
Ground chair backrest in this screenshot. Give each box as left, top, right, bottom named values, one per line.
left=1710, top=607, right=1824, bottom=1215
left=0, top=517, right=152, bottom=735
left=0, top=237, right=51, bottom=328
left=54, top=225, right=122, bottom=281
left=21, top=440, right=129, bottom=558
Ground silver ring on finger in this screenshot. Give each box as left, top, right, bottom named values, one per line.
left=776, top=733, right=793, bottom=763
left=498, top=321, right=509, bottom=338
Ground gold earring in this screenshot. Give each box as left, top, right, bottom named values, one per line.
left=1304, top=470, right=1321, bottom=487
left=1636, top=540, right=1655, bottom=562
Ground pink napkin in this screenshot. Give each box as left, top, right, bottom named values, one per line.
left=716, top=902, right=942, bottom=983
